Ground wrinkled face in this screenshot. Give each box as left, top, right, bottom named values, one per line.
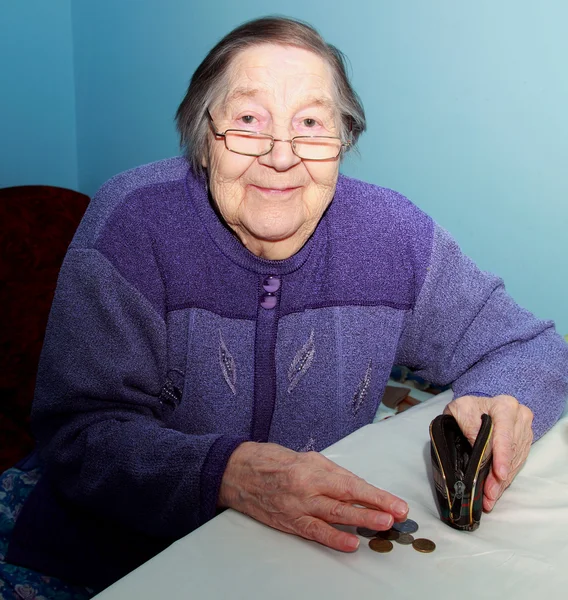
left=203, top=44, right=342, bottom=259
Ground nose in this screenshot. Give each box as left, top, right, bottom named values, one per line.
left=257, top=138, right=302, bottom=171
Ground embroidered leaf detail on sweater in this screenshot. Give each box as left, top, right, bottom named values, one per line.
left=287, top=329, right=316, bottom=393
left=159, top=369, right=184, bottom=409
left=352, top=360, right=372, bottom=415
left=219, top=330, right=236, bottom=395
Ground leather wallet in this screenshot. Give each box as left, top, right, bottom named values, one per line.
left=429, top=413, right=493, bottom=531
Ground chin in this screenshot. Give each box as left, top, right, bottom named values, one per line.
left=246, top=215, right=302, bottom=240
left=252, top=228, right=298, bottom=243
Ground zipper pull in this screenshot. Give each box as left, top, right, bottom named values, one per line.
left=454, top=480, right=466, bottom=499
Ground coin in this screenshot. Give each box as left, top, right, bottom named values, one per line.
left=395, top=533, right=414, bottom=545
left=369, top=538, right=394, bottom=553
left=412, top=538, right=436, bottom=553
left=392, top=518, right=419, bottom=534
left=356, top=527, right=378, bottom=538
left=377, top=529, right=400, bottom=541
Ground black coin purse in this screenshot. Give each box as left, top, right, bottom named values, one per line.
left=429, top=413, right=493, bottom=531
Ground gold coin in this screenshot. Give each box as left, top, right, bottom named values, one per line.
left=412, top=538, right=436, bottom=553
left=377, top=529, right=400, bottom=541
left=369, top=538, right=394, bottom=553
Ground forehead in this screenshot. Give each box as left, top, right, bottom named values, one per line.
left=223, top=44, right=335, bottom=108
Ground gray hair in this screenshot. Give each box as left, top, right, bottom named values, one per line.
left=175, top=16, right=366, bottom=177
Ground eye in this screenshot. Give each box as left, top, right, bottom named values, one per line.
left=239, top=115, right=256, bottom=126
left=302, top=118, right=318, bottom=128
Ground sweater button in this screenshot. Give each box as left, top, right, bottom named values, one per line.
left=262, top=275, right=281, bottom=293
left=260, top=293, right=277, bottom=310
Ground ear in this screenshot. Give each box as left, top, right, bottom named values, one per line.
left=201, top=139, right=210, bottom=168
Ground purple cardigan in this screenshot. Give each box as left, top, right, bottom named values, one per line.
left=8, top=157, right=568, bottom=590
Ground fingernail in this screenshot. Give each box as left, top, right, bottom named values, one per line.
left=499, top=466, right=508, bottom=480
left=393, top=501, right=408, bottom=515
left=346, top=536, right=360, bottom=550
left=376, top=513, right=393, bottom=527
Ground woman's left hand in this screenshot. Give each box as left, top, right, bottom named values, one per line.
left=443, top=394, right=534, bottom=512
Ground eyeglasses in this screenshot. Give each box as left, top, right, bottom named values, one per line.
left=207, top=110, right=351, bottom=161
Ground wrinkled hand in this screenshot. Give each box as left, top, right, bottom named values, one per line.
left=218, top=442, right=408, bottom=551
left=443, top=395, right=534, bottom=512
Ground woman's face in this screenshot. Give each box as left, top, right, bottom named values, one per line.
left=203, top=44, right=342, bottom=260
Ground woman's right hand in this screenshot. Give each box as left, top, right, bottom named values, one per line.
left=218, top=441, right=409, bottom=551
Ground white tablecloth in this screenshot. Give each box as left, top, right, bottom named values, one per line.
left=96, top=391, right=568, bottom=599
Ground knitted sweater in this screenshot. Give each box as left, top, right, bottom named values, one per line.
left=8, top=157, right=568, bottom=590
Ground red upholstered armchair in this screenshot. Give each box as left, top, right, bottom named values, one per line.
left=0, top=185, right=90, bottom=472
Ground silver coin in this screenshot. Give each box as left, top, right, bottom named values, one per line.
left=392, top=518, right=418, bottom=534
left=395, top=533, right=415, bottom=545
left=356, top=527, right=378, bottom=538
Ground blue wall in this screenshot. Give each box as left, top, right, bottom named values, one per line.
left=4, top=1, right=568, bottom=334
left=0, top=0, right=78, bottom=189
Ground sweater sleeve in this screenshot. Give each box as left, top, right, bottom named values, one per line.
left=395, top=224, right=568, bottom=440
left=32, top=246, right=247, bottom=539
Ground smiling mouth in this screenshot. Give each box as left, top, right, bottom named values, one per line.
left=250, top=185, right=301, bottom=195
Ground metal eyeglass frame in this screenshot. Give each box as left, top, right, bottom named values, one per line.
left=206, top=110, right=352, bottom=160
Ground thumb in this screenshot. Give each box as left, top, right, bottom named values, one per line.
left=443, top=400, right=482, bottom=447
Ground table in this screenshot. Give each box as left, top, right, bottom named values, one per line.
left=95, top=391, right=568, bottom=599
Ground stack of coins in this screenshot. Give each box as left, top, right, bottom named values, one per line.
left=357, top=519, right=436, bottom=554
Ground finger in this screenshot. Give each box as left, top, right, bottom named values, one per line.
left=483, top=493, right=495, bottom=513
left=488, top=396, right=519, bottom=482
left=483, top=472, right=502, bottom=512
left=309, top=497, right=394, bottom=530
left=322, top=471, right=408, bottom=519
left=443, top=398, right=487, bottom=447
left=513, top=404, right=534, bottom=469
left=509, top=409, right=532, bottom=473
left=295, top=515, right=361, bottom=552
left=306, top=454, right=409, bottom=518
left=484, top=404, right=533, bottom=511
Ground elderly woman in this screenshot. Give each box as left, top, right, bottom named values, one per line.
left=4, top=15, right=568, bottom=597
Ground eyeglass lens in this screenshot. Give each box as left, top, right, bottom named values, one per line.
left=224, top=131, right=341, bottom=160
